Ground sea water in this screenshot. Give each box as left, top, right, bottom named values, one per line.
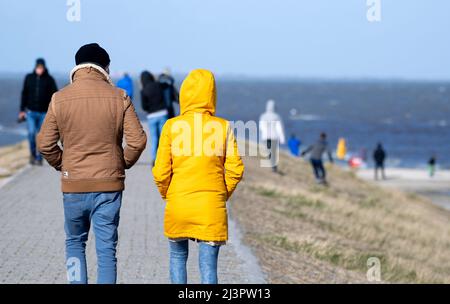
left=1, top=76, right=449, bottom=168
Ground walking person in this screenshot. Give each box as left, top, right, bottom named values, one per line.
left=140, top=71, right=168, bottom=166
left=373, top=143, right=387, bottom=180
left=302, top=132, right=333, bottom=184
left=428, top=155, right=436, bottom=177
left=116, top=72, right=134, bottom=100
left=37, top=43, right=147, bottom=284
left=19, top=58, right=58, bottom=165
left=152, top=69, right=244, bottom=284
left=259, top=99, right=285, bottom=172
left=158, top=68, right=179, bottom=118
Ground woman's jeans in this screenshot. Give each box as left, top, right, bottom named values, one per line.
left=26, top=111, right=46, bottom=161
left=147, top=114, right=168, bottom=162
left=63, top=192, right=122, bottom=284
left=169, top=240, right=221, bottom=284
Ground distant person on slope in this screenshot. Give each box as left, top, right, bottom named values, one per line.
left=19, top=58, right=58, bottom=165
left=373, top=143, right=387, bottom=180
left=428, top=155, right=436, bottom=177
left=302, top=132, right=333, bottom=184
left=288, top=133, right=301, bottom=157
left=259, top=99, right=286, bottom=172
left=158, top=68, right=179, bottom=118
left=116, top=72, right=134, bottom=100
left=141, top=71, right=168, bottom=166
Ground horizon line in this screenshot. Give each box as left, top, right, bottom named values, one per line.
left=1, top=70, right=450, bottom=83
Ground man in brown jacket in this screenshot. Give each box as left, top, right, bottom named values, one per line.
left=37, top=43, right=147, bottom=284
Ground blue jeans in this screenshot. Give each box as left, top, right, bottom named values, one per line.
left=169, top=240, right=221, bottom=284
left=147, top=114, right=168, bottom=162
left=26, top=111, right=46, bottom=161
left=311, top=159, right=326, bottom=180
left=63, top=192, right=122, bottom=284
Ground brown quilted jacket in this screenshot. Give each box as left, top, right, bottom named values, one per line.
left=37, top=64, right=147, bottom=193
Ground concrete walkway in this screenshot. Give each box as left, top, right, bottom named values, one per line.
left=357, top=168, right=450, bottom=211
left=0, top=148, right=265, bottom=283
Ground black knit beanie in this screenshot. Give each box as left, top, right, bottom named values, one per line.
left=35, top=58, right=46, bottom=67
left=75, top=43, right=110, bottom=69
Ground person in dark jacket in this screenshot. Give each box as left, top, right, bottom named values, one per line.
left=141, top=71, right=168, bottom=165
left=373, top=143, right=387, bottom=180
left=428, top=155, right=436, bottom=177
left=19, top=58, right=58, bottom=165
left=158, top=69, right=179, bottom=118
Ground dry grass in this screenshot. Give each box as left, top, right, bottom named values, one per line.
left=230, top=147, right=450, bottom=283
left=0, top=140, right=29, bottom=179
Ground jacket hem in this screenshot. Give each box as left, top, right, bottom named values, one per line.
left=62, top=179, right=125, bottom=193
left=164, top=232, right=228, bottom=242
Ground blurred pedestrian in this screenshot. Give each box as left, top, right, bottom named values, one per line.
left=141, top=71, right=168, bottom=166
left=288, top=133, right=301, bottom=157
left=373, top=143, right=386, bottom=180
left=302, top=132, right=333, bottom=184
left=116, top=72, right=134, bottom=100
left=259, top=99, right=285, bottom=173
left=19, top=58, right=58, bottom=165
left=336, top=137, right=347, bottom=160
left=428, top=155, right=436, bottom=177
left=158, top=68, right=179, bottom=118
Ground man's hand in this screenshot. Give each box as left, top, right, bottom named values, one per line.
left=18, top=111, right=26, bottom=121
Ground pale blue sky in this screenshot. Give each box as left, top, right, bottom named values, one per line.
left=1, top=0, right=450, bottom=79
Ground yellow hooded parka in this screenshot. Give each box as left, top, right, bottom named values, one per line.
left=152, top=69, right=244, bottom=242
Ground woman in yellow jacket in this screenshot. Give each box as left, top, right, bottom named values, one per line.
left=152, top=69, right=244, bottom=284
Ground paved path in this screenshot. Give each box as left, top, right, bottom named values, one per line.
left=0, top=147, right=265, bottom=284
left=357, top=168, right=450, bottom=211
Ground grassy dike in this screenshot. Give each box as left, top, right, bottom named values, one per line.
left=229, top=147, right=450, bottom=283
left=0, top=141, right=29, bottom=183
left=1, top=139, right=449, bottom=283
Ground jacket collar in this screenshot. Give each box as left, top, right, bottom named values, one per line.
left=70, top=63, right=113, bottom=85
